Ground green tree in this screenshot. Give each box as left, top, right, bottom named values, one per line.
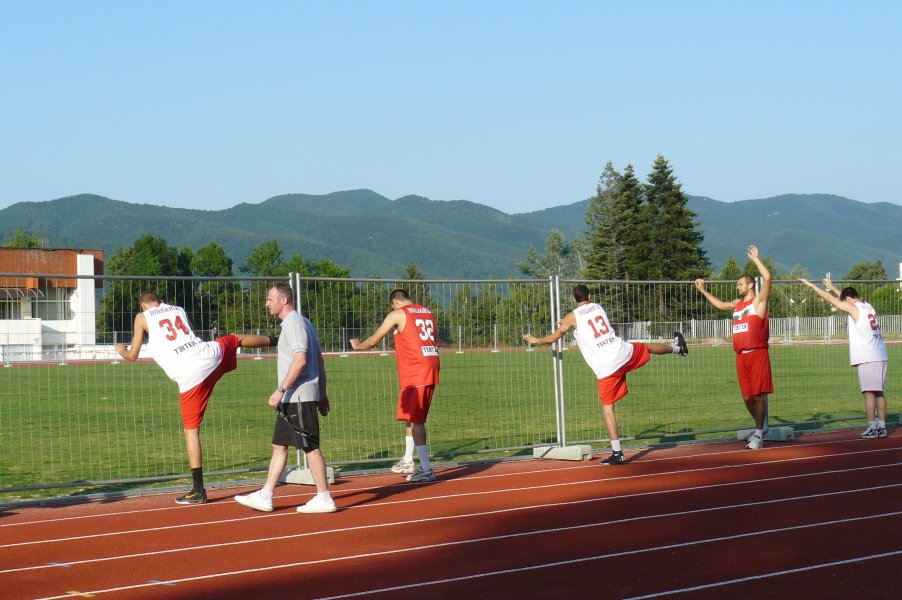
left=718, top=257, right=742, bottom=281
left=241, top=240, right=284, bottom=276
left=191, top=241, right=233, bottom=277
left=644, top=155, right=709, bottom=281
left=868, top=284, right=901, bottom=316
left=583, top=163, right=644, bottom=280
left=518, top=229, right=582, bottom=279
left=844, top=261, right=887, bottom=281
left=4, top=230, right=44, bottom=248
left=97, top=235, right=197, bottom=341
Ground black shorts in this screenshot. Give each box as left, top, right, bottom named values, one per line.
left=272, top=402, right=321, bottom=450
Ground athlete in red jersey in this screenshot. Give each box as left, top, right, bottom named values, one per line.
left=696, top=244, right=773, bottom=449
left=351, top=289, right=440, bottom=482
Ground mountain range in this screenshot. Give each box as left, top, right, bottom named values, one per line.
left=0, top=190, right=899, bottom=280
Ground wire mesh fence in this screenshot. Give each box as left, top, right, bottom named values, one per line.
left=1, top=273, right=900, bottom=495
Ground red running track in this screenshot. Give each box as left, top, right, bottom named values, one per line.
left=2, top=429, right=901, bottom=599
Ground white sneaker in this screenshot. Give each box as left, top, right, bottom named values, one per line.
left=746, top=434, right=764, bottom=450
left=391, top=459, right=415, bottom=474
left=234, top=490, right=273, bottom=512
left=406, top=467, right=436, bottom=483
left=297, top=495, right=336, bottom=514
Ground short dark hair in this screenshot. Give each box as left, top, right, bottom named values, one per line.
left=572, top=284, right=590, bottom=302
left=738, top=275, right=755, bottom=285
left=139, top=290, right=161, bottom=305
left=390, top=289, right=410, bottom=303
left=270, top=281, right=294, bottom=304
left=839, top=287, right=860, bottom=301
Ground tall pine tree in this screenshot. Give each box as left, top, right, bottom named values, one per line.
left=644, top=155, right=709, bottom=280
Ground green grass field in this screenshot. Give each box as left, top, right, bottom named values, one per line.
left=1, top=342, right=898, bottom=502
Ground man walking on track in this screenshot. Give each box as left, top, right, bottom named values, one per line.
left=115, top=290, right=273, bottom=504
left=523, top=284, right=688, bottom=465
left=695, top=244, right=773, bottom=450
left=800, top=277, right=890, bottom=439
left=350, top=289, right=440, bottom=483
left=234, top=282, right=336, bottom=514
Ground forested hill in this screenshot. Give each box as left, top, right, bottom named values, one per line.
left=0, top=190, right=899, bottom=279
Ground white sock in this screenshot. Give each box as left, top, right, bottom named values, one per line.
left=404, top=435, right=415, bottom=461
left=316, top=491, right=332, bottom=501
left=671, top=343, right=680, bottom=353
left=415, top=445, right=432, bottom=471
left=875, top=420, right=884, bottom=428
left=611, top=439, right=622, bottom=452
left=754, top=429, right=763, bottom=438
left=259, top=489, right=273, bottom=500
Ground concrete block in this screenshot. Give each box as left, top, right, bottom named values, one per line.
left=281, top=466, right=335, bottom=485
left=533, top=444, right=593, bottom=461
left=736, top=425, right=794, bottom=442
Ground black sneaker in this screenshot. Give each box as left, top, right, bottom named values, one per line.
left=600, top=451, right=626, bottom=465
left=175, top=489, right=207, bottom=505
left=674, top=332, right=688, bottom=356
left=877, top=426, right=888, bottom=438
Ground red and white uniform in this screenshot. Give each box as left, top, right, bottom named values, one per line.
left=144, top=303, right=223, bottom=392
left=732, top=297, right=769, bottom=353
left=848, top=301, right=888, bottom=366
left=573, top=302, right=633, bottom=379
left=394, top=305, right=440, bottom=388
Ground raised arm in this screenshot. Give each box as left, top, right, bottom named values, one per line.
left=694, top=279, right=736, bottom=312
left=114, top=313, right=148, bottom=362
left=747, top=245, right=772, bottom=310
left=523, top=311, right=576, bottom=345
left=350, top=309, right=404, bottom=350
left=800, top=279, right=859, bottom=319
left=822, top=277, right=841, bottom=297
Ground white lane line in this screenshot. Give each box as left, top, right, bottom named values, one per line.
left=4, top=473, right=901, bottom=575
left=33, top=508, right=902, bottom=600
left=5, top=436, right=898, bottom=529
left=3, top=457, right=901, bottom=550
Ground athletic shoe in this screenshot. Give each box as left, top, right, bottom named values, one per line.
left=234, top=490, right=273, bottom=512
left=600, top=451, right=626, bottom=465
left=860, top=426, right=878, bottom=439
left=175, top=489, right=207, bottom=505
left=297, top=495, right=337, bottom=514
left=406, top=467, right=436, bottom=483
left=674, top=331, right=689, bottom=356
left=390, top=459, right=415, bottom=474
left=746, top=434, right=764, bottom=450
left=877, top=426, right=888, bottom=438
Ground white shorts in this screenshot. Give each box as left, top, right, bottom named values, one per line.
left=856, top=361, right=887, bottom=393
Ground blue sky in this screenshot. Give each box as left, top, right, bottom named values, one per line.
left=2, top=1, right=900, bottom=214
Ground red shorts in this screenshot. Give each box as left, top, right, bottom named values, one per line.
left=397, top=385, right=435, bottom=424
left=597, top=342, right=651, bottom=406
left=735, top=348, right=773, bottom=399
left=179, top=335, right=240, bottom=429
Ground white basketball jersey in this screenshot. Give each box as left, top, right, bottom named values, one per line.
left=848, top=301, right=888, bottom=366
left=572, top=302, right=633, bottom=378
left=144, top=303, right=222, bottom=392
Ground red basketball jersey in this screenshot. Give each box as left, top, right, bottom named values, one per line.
left=394, top=305, right=440, bottom=388
left=732, top=297, right=769, bottom=353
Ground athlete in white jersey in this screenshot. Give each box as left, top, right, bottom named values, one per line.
left=115, top=290, right=273, bottom=504
left=525, top=285, right=689, bottom=465
left=800, top=279, right=890, bottom=438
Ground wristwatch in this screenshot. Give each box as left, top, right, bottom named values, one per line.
left=277, top=386, right=287, bottom=394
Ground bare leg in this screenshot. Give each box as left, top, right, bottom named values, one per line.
left=303, top=448, right=330, bottom=494
left=743, top=394, right=767, bottom=429
left=862, top=391, right=877, bottom=421
left=237, top=334, right=273, bottom=348
left=411, top=422, right=427, bottom=446
left=647, top=343, right=674, bottom=355
left=602, top=404, right=619, bottom=441
left=875, top=393, right=887, bottom=422
left=184, top=428, right=202, bottom=469
left=262, top=445, right=289, bottom=494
